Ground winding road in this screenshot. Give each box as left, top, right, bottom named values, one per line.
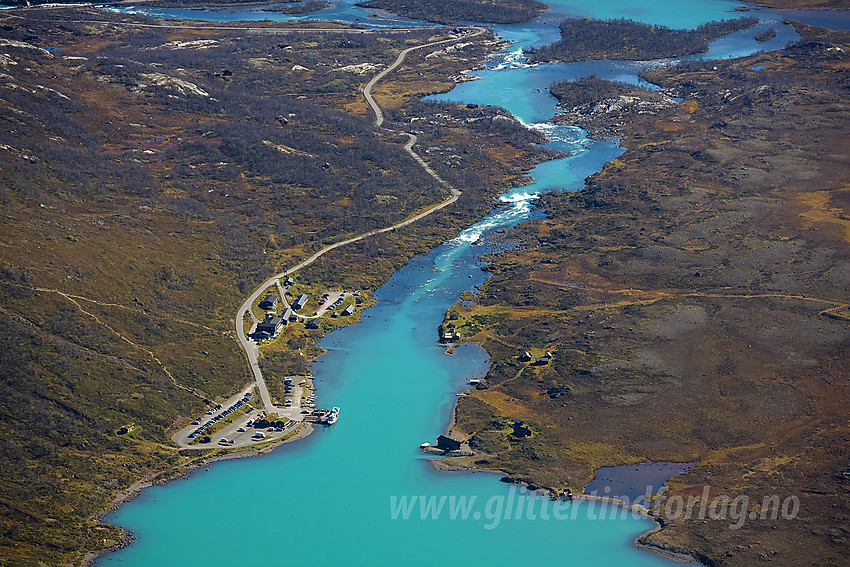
left=233, top=27, right=483, bottom=418
left=0, top=12, right=483, bottom=418
left=364, top=27, right=485, bottom=127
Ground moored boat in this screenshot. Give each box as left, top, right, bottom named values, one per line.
left=326, top=406, right=340, bottom=425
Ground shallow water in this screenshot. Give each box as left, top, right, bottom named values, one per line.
left=97, top=1, right=817, bottom=565
left=586, top=462, right=697, bottom=504
left=775, top=8, right=850, bottom=31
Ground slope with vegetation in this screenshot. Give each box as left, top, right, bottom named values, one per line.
left=445, top=22, right=850, bottom=567
left=0, top=8, right=552, bottom=565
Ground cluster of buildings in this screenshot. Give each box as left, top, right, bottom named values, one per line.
left=519, top=351, right=552, bottom=365
left=252, top=286, right=357, bottom=342
left=254, top=291, right=309, bottom=341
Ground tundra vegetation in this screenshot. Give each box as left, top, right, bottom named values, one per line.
left=0, top=8, right=552, bottom=564
left=2, top=0, right=849, bottom=565
left=355, top=0, right=547, bottom=24
left=446, top=21, right=850, bottom=567
left=528, top=17, right=759, bottom=63
left=547, top=75, right=674, bottom=139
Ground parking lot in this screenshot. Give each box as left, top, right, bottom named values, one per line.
left=316, top=291, right=358, bottom=318
left=186, top=391, right=254, bottom=440
left=171, top=377, right=315, bottom=449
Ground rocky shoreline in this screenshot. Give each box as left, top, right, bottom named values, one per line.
left=432, top=391, right=705, bottom=565
left=431, top=453, right=704, bottom=565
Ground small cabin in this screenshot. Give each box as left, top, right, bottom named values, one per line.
left=518, top=351, right=532, bottom=362
left=341, top=304, right=355, bottom=316
left=533, top=352, right=553, bottom=365
left=293, top=294, right=309, bottom=310
left=441, top=331, right=460, bottom=343
left=511, top=420, right=532, bottom=438
left=436, top=435, right=462, bottom=451
left=259, top=294, right=278, bottom=311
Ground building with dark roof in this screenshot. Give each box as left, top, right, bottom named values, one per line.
left=259, top=294, right=278, bottom=310
left=511, top=420, right=532, bottom=438
left=256, top=315, right=283, bottom=337
left=436, top=435, right=462, bottom=451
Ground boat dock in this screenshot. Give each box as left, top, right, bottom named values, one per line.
left=304, top=407, right=340, bottom=425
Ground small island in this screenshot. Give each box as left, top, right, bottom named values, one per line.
left=528, top=16, right=758, bottom=63
left=355, top=0, right=547, bottom=24
left=259, top=0, right=329, bottom=15
left=755, top=27, right=777, bottom=42
left=548, top=75, right=676, bottom=138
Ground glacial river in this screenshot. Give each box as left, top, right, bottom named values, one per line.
left=98, top=1, right=813, bottom=565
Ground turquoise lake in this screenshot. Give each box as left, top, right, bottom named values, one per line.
left=98, top=1, right=818, bottom=564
